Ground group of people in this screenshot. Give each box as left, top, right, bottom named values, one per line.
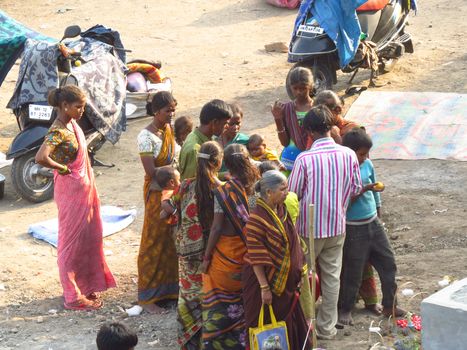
left=36, top=65, right=404, bottom=350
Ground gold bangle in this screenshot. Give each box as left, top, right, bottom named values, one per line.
left=260, top=284, right=270, bottom=290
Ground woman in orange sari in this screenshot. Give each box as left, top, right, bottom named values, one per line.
left=174, top=141, right=223, bottom=350
left=36, top=86, right=116, bottom=310
left=201, top=144, right=259, bottom=349
left=137, top=91, right=178, bottom=313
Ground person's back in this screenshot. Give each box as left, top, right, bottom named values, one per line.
left=288, top=105, right=361, bottom=340
left=290, top=138, right=361, bottom=239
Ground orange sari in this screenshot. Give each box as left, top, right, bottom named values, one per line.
left=137, top=124, right=179, bottom=304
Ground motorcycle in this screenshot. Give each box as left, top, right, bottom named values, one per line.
left=5, top=24, right=127, bottom=203
left=287, top=0, right=416, bottom=97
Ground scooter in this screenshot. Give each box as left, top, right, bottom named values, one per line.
left=5, top=25, right=127, bottom=203
left=287, top=0, right=415, bottom=97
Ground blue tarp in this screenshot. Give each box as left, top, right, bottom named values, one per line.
left=0, top=10, right=54, bottom=86
left=292, top=0, right=366, bottom=68
left=28, top=205, right=137, bottom=247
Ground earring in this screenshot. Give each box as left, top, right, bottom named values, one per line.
left=65, top=108, right=68, bottom=112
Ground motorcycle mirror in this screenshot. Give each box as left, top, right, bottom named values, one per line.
left=61, top=25, right=81, bottom=41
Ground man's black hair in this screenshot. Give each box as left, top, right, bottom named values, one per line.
left=342, top=127, right=373, bottom=151
left=199, top=99, right=232, bottom=125
left=303, top=105, right=333, bottom=134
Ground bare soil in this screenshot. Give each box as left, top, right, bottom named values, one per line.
left=0, top=0, right=466, bottom=349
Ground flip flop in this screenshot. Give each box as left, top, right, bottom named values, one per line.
left=64, top=298, right=103, bottom=311
left=86, top=292, right=101, bottom=301
left=345, top=85, right=367, bottom=96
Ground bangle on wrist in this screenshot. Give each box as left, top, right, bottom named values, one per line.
left=260, top=284, right=270, bottom=290
left=276, top=128, right=286, bottom=134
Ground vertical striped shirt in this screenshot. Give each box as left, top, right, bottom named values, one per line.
left=288, top=137, right=362, bottom=239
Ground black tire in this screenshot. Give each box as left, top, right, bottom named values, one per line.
left=11, top=151, right=54, bottom=203
left=312, top=60, right=333, bottom=94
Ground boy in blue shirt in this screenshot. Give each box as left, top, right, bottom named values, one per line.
left=338, top=128, right=405, bottom=326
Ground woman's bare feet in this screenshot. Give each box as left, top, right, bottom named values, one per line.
left=382, top=306, right=406, bottom=318
left=365, top=303, right=383, bottom=316
left=142, top=303, right=166, bottom=314
left=338, top=309, right=354, bottom=326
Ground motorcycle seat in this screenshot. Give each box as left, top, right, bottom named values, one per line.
left=357, top=0, right=389, bottom=12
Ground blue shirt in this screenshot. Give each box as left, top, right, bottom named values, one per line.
left=346, top=159, right=381, bottom=221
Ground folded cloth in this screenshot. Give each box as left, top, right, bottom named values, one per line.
left=28, top=205, right=137, bottom=247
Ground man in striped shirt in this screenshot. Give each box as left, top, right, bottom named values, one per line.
left=289, top=105, right=362, bottom=340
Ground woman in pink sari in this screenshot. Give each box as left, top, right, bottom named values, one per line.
left=36, top=86, right=116, bottom=310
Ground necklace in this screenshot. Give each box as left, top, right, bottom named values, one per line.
left=152, top=120, right=165, bottom=133
left=56, top=118, right=73, bottom=132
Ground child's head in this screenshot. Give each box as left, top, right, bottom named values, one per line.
left=313, top=90, right=344, bottom=122
left=258, top=161, right=280, bottom=175
left=223, top=103, right=244, bottom=138
left=224, top=143, right=260, bottom=193
left=287, top=66, right=313, bottom=100
left=200, top=99, right=232, bottom=137
left=247, top=134, right=266, bottom=158
left=155, top=166, right=180, bottom=190
left=96, top=322, right=138, bottom=350
left=342, top=127, right=373, bottom=164
left=303, top=105, right=333, bottom=136
left=174, top=116, right=193, bottom=146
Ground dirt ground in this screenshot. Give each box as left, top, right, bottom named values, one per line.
left=1, top=0, right=467, bottom=349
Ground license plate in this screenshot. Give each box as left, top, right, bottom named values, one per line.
left=298, top=25, right=324, bottom=35
left=29, top=104, right=53, bottom=121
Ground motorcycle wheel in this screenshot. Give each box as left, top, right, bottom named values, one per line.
left=11, top=151, right=54, bottom=203
left=312, top=60, right=333, bottom=94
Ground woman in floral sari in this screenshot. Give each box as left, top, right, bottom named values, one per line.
left=243, top=170, right=311, bottom=350
left=201, top=144, right=259, bottom=350
left=175, top=141, right=223, bottom=349
left=137, top=91, right=178, bottom=313
left=35, top=86, right=115, bottom=310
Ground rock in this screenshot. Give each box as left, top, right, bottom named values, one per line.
left=148, top=339, right=160, bottom=346
left=264, top=42, right=288, bottom=53
left=36, top=316, right=44, bottom=323
left=125, top=305, right=143, bottom=316
left=390, top=234, right=399, bottom=240
left=10, top=328, right=18, bottom=334
left=344, top=330, right=352, bottom=336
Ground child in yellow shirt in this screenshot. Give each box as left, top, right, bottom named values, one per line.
left=247, top=134, right=285, bottom=171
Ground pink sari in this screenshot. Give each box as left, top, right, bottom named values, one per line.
left=54, top=120, right=116, bottom=304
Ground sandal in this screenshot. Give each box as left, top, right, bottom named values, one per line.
left=64, top=298, right=103, bottom=311
left=86, top=292, right=101, bottom=301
